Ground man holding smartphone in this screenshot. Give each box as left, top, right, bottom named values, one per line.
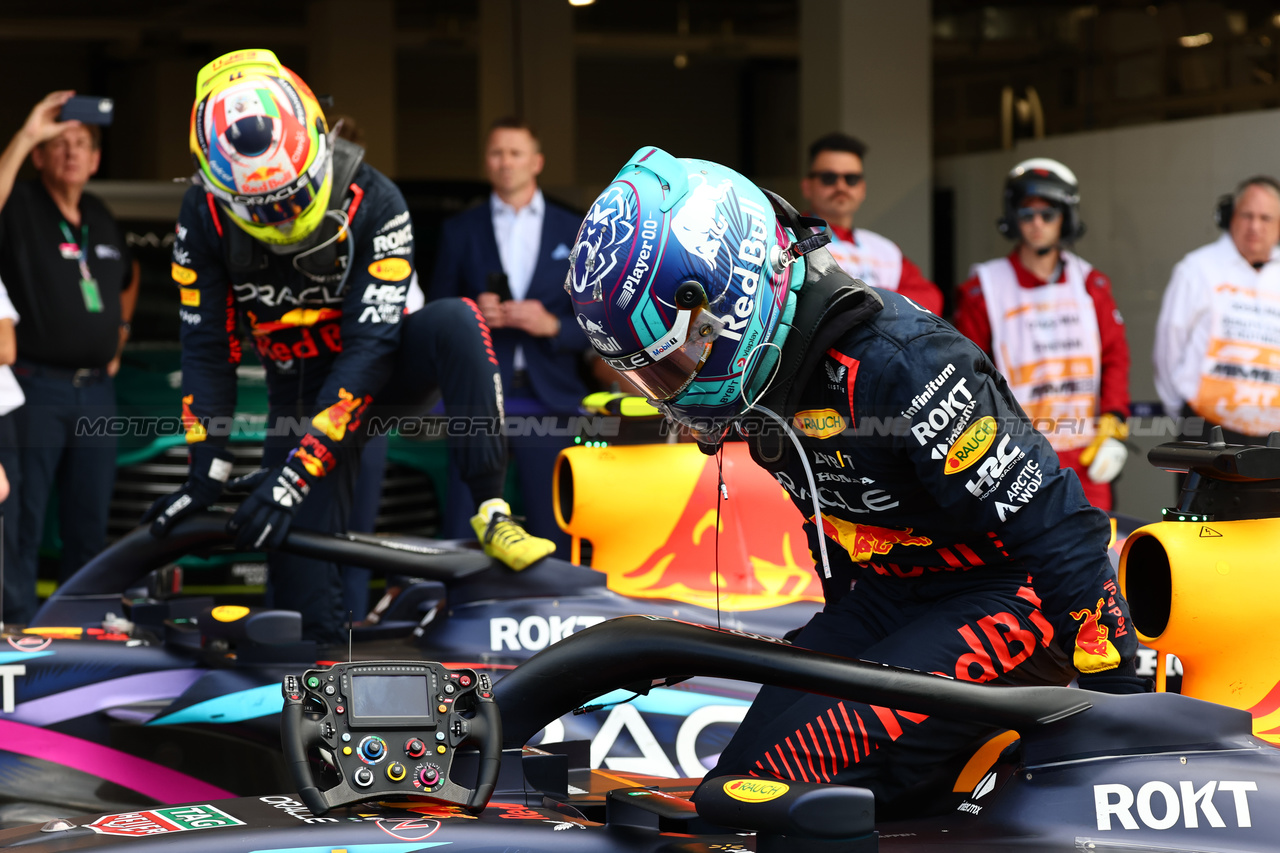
left=430, top=118, right=587, bottom=553
left=0, top=90, right=138, bottom=623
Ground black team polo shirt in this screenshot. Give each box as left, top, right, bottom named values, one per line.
left=0, top=180, right=131, bottom=370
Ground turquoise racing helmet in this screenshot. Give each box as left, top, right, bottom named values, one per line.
left=566, top=147, right=803, bottom=434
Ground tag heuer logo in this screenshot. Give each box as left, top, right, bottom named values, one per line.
left=88, top=805, right=245, bottom=836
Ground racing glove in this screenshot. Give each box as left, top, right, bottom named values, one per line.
left=1080, top=413, right=1129, bottom=484
left=141, top=444, right=235, bottom=538
left=225, top=456, right=319, bottom=551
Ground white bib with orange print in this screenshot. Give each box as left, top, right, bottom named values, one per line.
left=974, top=251, right=1100, bottom=452
left=1191, top=238, right=1280, bottom=435
left=826, top=228, right=903, bottom=290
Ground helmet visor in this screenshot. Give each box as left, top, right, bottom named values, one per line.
left=601, top=307, right=724, bottom=402
left=205, top=132, right=331, bottom=228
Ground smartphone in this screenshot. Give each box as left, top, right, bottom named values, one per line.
left=59, top=95, right=114, bottom=126
left=486, top=271, right=513, bottom=301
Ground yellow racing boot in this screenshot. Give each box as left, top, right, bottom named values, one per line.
left=470, top=498, right=555, bottom=570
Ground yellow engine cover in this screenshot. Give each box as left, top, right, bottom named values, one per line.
left=1120, top=517, right=1280, bottom=743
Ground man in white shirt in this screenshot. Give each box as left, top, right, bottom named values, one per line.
left=1154, top=177, right=1280, bottom=442
left=0, top=279, right=19, bottom=505
left=800, top=132, right=943, bottom=315
left=431, top=119, right=588, bottom=552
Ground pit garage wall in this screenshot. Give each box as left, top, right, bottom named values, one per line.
left=934, top=107, right=1280, bottom=518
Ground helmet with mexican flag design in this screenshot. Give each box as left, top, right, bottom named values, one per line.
left=189, top=48, right=332, bottom=246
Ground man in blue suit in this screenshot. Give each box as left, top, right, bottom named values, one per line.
left=430, top=118, right=588, bottom=553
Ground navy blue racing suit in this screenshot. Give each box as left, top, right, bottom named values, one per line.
left=171, top=164, right=504, bottom=643
left=712, top=289, right=1136, bottom=811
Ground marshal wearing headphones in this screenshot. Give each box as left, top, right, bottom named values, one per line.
left=1214, top=175, right=1280, bottom=231
left=954, top=157, right=1132, bottom=511
left=1155, top=174, right=1280, bottom=446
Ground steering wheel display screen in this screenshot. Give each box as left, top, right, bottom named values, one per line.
left=351, top=675, right=432, bottom=723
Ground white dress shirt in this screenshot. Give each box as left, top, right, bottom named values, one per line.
left=491, top=190, right=545, bottom=370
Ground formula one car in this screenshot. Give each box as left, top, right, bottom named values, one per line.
left=0, top=612, right=1274, bottom=852
left=0, top=434, right=1271, bottom=850
left=0, top=509, right=820, bottom=825
left=0, top=438, right=1153, bottom=833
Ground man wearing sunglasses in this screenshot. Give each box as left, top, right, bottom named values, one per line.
left=799, top=132, right=942, bottom=315
left=953, top=158, right=1130, bottom=511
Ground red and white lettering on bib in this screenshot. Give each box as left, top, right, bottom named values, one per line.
left=974, top=251, right=1101, bottom=451
left=826, top=229, right=903, bottom=291
left=1193, top=279, right=1280, bottom=435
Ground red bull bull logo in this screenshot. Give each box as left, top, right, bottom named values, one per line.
left=597, top=445, right=823, bottom=610
left=1070, top=597, right=1121, bottom=673
left=312, top=388, right=370, bottom=442
left=249, top=307, right=342, bottom=335
left=811, top=515, right=933, bottom=562
left=403, top=805, right=477, bottom=820
left=294, top=434, right=335, bottom=478
left=245, top=164, right=286, bottom=187
left=180, top=394, right=206, bottom=443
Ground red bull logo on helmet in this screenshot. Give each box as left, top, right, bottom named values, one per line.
left=245, top=164, right=286, bottom=189
left=1070, top=597, right=1121, bottom=673
left=669, top=177, right=733, bottom=270
left=811, top=515, right=933, bottom=563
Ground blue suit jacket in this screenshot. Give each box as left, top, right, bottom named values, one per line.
left=429, top=197, right=588, bottom=413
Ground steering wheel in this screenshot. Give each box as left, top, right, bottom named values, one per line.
left=280, top=661, right=502, bottom=815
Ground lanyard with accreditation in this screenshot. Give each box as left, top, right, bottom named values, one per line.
left=59, top=219, right=102, bottom=313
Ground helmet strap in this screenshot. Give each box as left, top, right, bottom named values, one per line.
left=760, top=188, right=832, bottom=264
